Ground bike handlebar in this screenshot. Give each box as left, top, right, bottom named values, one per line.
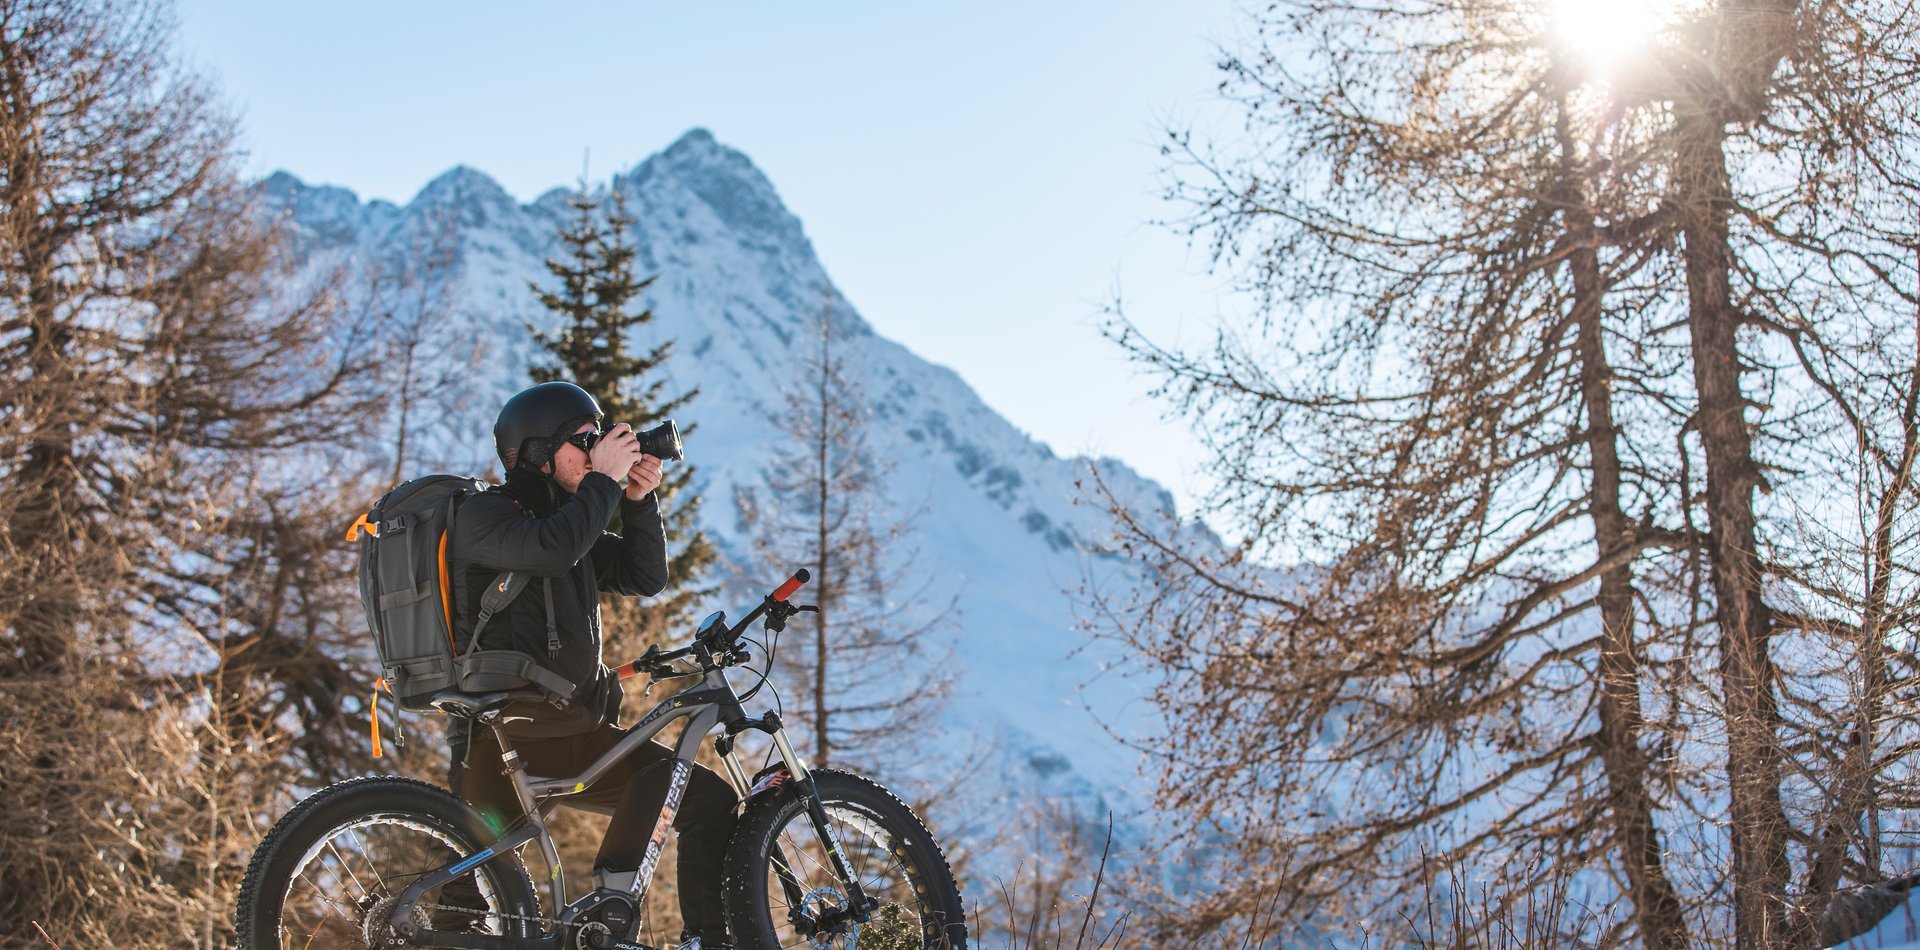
left=729, top=568, right=809, bottom=636
left=771, top=568, right=810, bottom=602
left=613, top=642, right=697, bottom=680
left=613, top=568, right=812, bottom=680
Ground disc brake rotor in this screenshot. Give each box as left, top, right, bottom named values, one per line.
left=799, top=886, right=853, bottom=949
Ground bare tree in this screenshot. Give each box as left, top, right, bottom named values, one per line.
left=1637, top=1, right=1920, bottom=943
left=736, top=303, right=954, bottom=770
left=0, top=0, right=376, bottom=940
left=0, top=664, right=306, bottom=947
left=363, top=202, right=482, bottom=480
left=1093, top=0, right=1920, bottom=946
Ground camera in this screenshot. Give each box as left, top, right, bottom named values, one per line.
left=637, top=419, right=683, bottom=461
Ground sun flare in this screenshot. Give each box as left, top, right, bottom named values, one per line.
left=1547, top=0, right=1671, bottom=76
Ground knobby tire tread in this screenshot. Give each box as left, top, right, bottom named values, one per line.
left=720, top=768, right=967, bottom=950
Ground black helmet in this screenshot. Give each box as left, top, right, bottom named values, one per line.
left=494, top=381, right=603, bottom=471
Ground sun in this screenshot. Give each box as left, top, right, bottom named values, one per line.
left=1546, top=0, right=1672, bottom=77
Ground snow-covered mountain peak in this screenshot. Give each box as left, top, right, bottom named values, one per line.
left=622, top=128, right=815, bottom=268
left=260, top=131, right=1179, bottom=873
left=406, top=165, right=544, bottom=247
left=411, top=164, right=511, bottom=211
left=531, top=185, right=581, bottom=217
left=258, top=171, right=371, bottom=245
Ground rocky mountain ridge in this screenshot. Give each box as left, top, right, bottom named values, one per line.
left=260, top=128, right=1191, bottom=871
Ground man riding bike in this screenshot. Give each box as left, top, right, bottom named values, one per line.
left=443, top=380, right=737, bottom=949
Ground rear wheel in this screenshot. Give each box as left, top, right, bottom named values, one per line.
left=234, top=775, right=540, bottom=948
left=722, top=769, right=966, bottom=950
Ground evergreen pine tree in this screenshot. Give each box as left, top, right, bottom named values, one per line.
left=529, top=183, right=717, bottom=656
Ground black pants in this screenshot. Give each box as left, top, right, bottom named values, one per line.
left=450, top=721, right=740, bottom=940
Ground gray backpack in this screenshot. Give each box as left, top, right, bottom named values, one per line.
left=348, top=474, right=575, bottom=711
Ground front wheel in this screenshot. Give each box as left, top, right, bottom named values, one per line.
left=234, top=775, right=540, bottom=949
left=723, top=768, right=967, bottom=950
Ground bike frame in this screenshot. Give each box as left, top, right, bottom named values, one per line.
left=387, top=578, right=865, bottom=950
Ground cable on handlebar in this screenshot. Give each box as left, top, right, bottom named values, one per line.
left=615, top=571, right=813, bottom=696
left=735, top=623, right=784, bottom=713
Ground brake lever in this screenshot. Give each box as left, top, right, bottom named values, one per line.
left=764, top=602, right=820, bottom=634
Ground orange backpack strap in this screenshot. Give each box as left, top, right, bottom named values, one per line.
left=370, top=677, right=384, bottom=758
left=346, top=511, right=379, bottom=542
left=369, top=677, right=403, bottom=758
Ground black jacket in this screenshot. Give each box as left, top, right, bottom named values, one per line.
left=449, top=467, right=668, bottom=735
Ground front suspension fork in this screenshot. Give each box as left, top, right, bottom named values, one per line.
left=720, top=719, right=874, bottom=926
left=775, top=728, right=874, bottom=923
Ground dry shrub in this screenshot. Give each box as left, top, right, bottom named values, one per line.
left=972, top=811, right=1132, bottom=950
left=1403, top=858, right=1606, bottom=950
left=0, top=668, right=296, bottom=947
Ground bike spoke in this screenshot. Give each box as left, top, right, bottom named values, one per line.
left=288, top=878, right=361, bottom=911
left=347, top=826, right=393, bottom=896
left=284, top=899, right=361, bottom=944
left=825, top=810, right=931, bottom=916
left=294, top=868, right=349, bottom=912
left=288, top=913, right=343, bottom=950
left=834, top=813, right=881, bottom=885
left=861, top=862, right=915, bottom=896
left=324, top=838, right=370, bottom=899
left=280, top=887, right=357, bottom=946
left=778, top=824, right=840, bottom=885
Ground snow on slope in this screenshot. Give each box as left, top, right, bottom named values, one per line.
left=259, top=128, right=1186, bottom=867
left=1839, top=904, right=1920, bottom=950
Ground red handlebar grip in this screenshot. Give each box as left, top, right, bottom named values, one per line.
left=613, top=661, right=640, bottom=680
left=771, top=568, right=811, bottom=602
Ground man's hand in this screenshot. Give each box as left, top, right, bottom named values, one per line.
left=625, top=455, right=663, bottom=500
left=589, top=423, right=646, bottom=481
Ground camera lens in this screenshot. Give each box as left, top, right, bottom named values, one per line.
left=637, top=420, right=683, bottom=461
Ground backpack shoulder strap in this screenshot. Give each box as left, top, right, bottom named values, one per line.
left=543, top=577, right=560, bottom=658
left=465, top=570, right=531, bottom=658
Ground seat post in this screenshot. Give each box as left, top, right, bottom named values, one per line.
left=484, top=718, right=568, bottom=910
left=485, top=720, right=542, bottom=820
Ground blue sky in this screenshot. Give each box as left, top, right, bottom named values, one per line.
left=172, top=1, right=1250, bottom=519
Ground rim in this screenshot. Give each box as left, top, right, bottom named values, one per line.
left=275, top=812, right=510, bottom=949
left=761, top=799, right=944, bottom=950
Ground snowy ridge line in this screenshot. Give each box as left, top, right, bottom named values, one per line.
left=256, top=128, right=1183, bottom=880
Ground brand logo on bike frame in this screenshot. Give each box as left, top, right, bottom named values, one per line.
left=630, top=759, right=692, bottom=897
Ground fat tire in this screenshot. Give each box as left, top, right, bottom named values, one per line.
left=722, top=768, right=967, bottom=950
left=234, top=775, right=540, bottom=949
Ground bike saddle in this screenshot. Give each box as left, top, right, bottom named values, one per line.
left=426, top=688, right=546, bottom=719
